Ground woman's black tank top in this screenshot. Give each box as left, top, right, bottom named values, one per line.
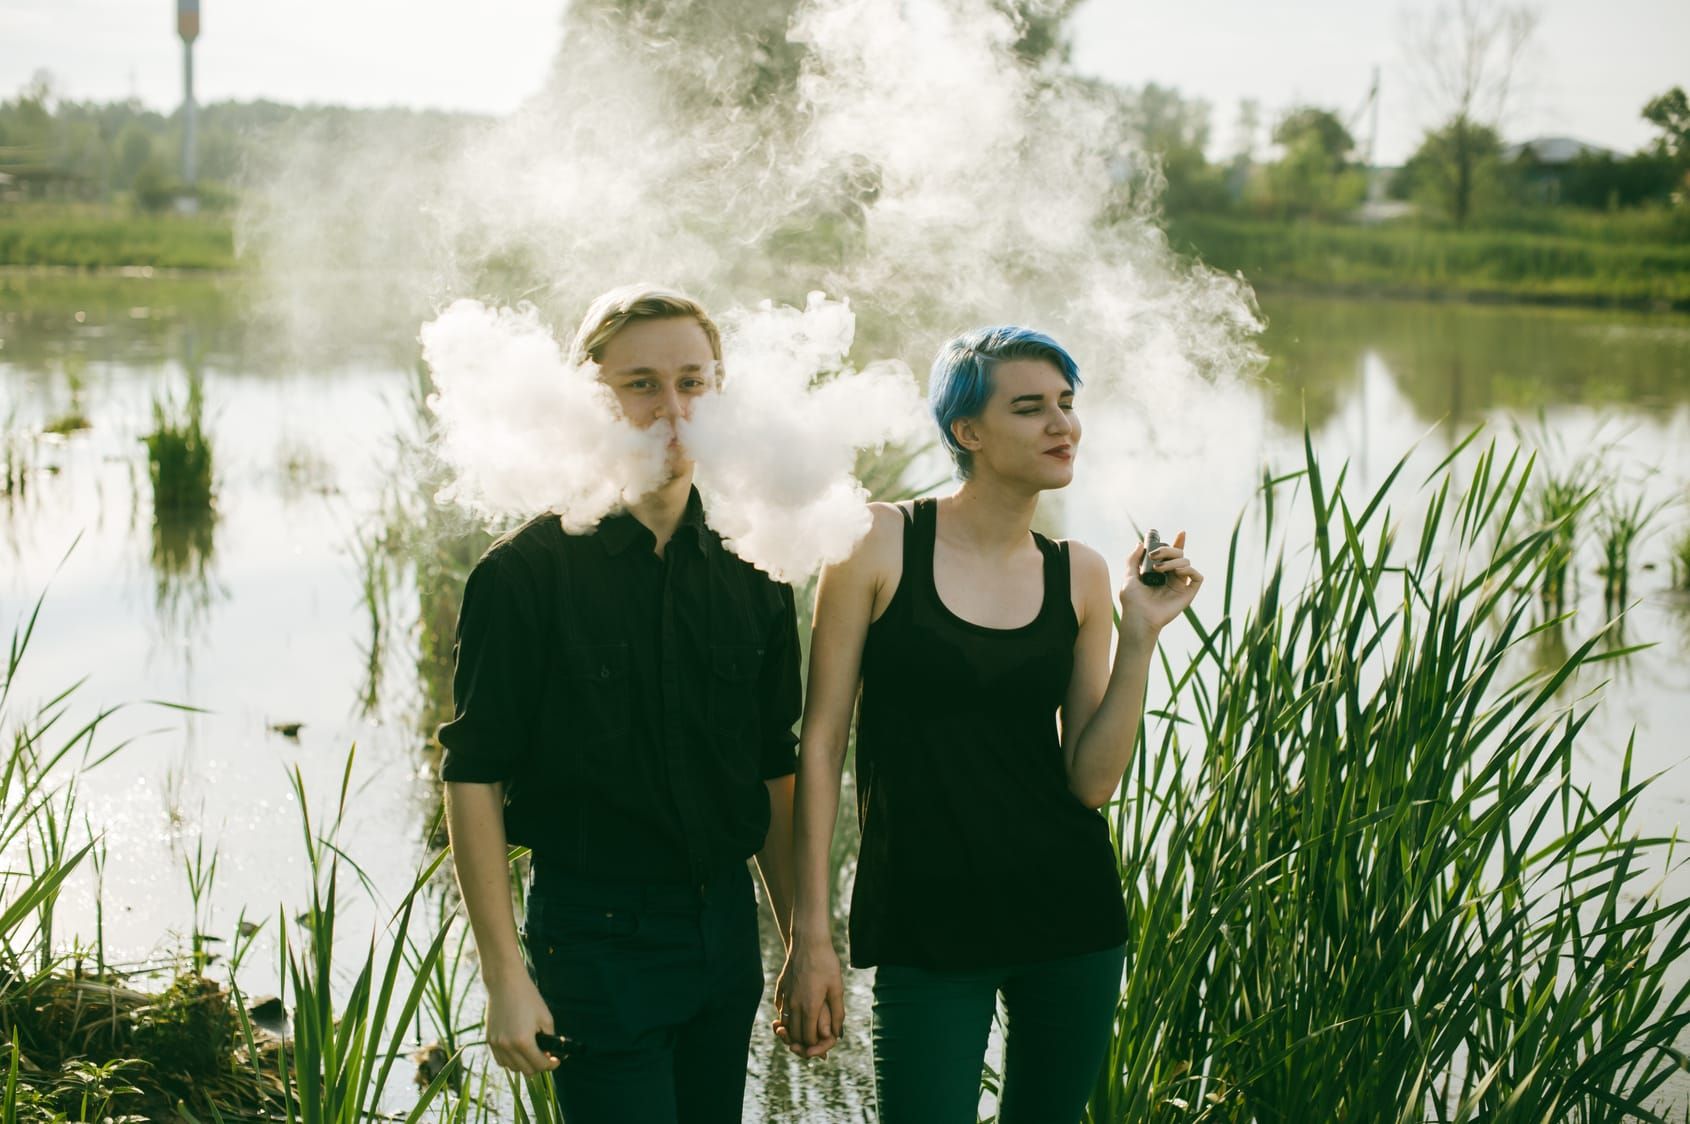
left=848, top=498, right=1130, bottom=969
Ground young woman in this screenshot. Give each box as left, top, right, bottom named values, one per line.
left=773, top=326, right=1202, bottom=1122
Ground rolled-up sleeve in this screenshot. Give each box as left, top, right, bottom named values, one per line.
left=758, top=583, right=801, bottom=780
left=437, top=546, right=541, bottom=784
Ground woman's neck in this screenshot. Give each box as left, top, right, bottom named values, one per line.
left=938, top=474, right=1040, bottom=557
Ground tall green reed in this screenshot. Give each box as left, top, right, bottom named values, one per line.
left=143, top=374, right=215, bottom=516
left=225, top=751, right=566, bottom=1124
left=1091, top=431, right=1690, bottom=1123
left=0, top=588, right=120, bottom=983
left=1669, top=523, right=1690, bottom=592
left=1595, top=492, right=1666, bottom=609
left=1529, top=448, right=1604, bottom=614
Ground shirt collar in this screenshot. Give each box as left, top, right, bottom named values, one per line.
left=597, top=486, right=712, bottom=557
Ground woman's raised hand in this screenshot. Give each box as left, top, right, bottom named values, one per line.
left=1119, top=530, right=1203, bottom=637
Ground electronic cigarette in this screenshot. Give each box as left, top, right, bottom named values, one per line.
left=1139, top=529, right=1167, bottom=587
left=536, top=1031, right=576, bottom=1061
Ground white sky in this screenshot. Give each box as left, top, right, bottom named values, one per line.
left=1, top=0, right=1683, bottom=164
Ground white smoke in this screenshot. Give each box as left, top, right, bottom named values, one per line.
left=686, top=293, right=927, bottom=581
left=418, top=300, right=669, bottom=532
left=420, top=292, right=924, bottom=580
left=242, top=0, right=1267, bottom=571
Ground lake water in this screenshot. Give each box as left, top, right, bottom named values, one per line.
left=2, top=275, right=1688, bottom=1119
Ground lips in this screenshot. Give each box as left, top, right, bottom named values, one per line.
left=1044, top=444, right=1073, bottom=460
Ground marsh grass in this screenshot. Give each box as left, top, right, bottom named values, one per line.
left=1670, top=522, right=1690, bottom=592
left=1089, top=432, right=1690, bottom=1123
left=1519, top=430, right=1607, bottom=614
left=1, top=413, right=29, bottom=499
left=351, top=519, right=400, bottom=717
left=1595, top=491, right=1668, bottom=609
left=41, top=361, right=91, bottom=438
left=143, top=375, right=215, bottom=518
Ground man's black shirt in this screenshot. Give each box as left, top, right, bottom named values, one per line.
left=437, top=488, right=801, bottom=883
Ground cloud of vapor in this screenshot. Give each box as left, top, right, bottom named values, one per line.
left=686, top=293, right=927, bottom=581
left=419, top=291, right=924, bottom=580
left=418, top=300, right=669, bottom=532
left=241, top=0, right=1267, bottom=567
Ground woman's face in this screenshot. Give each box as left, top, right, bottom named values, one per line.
left=957, top=358, right=1080, bottom=489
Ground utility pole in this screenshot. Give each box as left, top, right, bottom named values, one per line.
left=178, top=0, right=200, bottom=199
left=1367, top=65, right=1382, bottom=202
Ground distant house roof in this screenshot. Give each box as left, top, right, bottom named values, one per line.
left=1503, top=136, right=1614, bottom=164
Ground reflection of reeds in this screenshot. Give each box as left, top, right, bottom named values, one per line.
left=1, top=413, right=28, bottom=498
left=1091, top=433, right=1690, bottom=1121
left=150, top=507, right=218, bottom=635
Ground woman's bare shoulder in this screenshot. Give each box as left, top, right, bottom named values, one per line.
left=851, top=502, right=908, bottom=572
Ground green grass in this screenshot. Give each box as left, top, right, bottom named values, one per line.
left=1169, top=214, right=1690, bottom=310
left=1673, top=524, right=1690, bottom=591
left=6, top=430, right=1690, bottom=1121
left=1, top=592, right=561, bottom=1121
left=1090, top=432, right=1690, bottom=1122
left=0, top=203, right=236, bottom=272
left=1596, top=492, right=1668, bottom=608
left=143, top=375, right=215, bottom=517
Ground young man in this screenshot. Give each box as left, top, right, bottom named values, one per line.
left=439, top=285, right=800, bottom=1123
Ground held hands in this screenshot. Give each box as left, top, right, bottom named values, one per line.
left=1120, top=530, right=1203, bottom=638
left=773, top=938, right=846, bottom=1059
left=486, top=972, right=562, bottom=1076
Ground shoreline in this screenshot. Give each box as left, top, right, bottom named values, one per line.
left=5, top=262, right=1687, bottom=317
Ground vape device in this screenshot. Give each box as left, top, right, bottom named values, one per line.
left=1139, top=529, right=1167, bottom=587
left=536, top=1031, right=576, bottom=1061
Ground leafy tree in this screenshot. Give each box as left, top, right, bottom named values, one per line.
left=1403, top=0, right=1539, bottom=226
left=1398, top=120, right=1507, bottom=222
left=1118, top=83, right=1228, bottom=214
left=1642, top=86, right=1689, bottom=205
left=1265, top=107, right=1364, bottom=219
left=1642, top=86, right=1689, bottom=159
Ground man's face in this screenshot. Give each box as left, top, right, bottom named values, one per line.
left=596, top=317, right=718, bottom=476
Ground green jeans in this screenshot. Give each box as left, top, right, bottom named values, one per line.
left=870, top=942, right=1126, bottom=1124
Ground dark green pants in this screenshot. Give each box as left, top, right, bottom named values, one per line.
left=870, top=942, right=1125, bottom=1124
left=523, top=860, right=763, bottom=1124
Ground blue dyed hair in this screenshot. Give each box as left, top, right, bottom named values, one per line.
left=929, top=326, right=1082, bottom=478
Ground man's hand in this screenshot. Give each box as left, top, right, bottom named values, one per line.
left=773, top=936, right=845, bottom=1059
left=486, top=972, right=561, bottom=1075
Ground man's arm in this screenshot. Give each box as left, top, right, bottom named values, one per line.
left=445, top=781, right=556, bottom=1076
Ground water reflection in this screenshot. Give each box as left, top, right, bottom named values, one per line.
left=150, top=507, right=220, bottom=638
left=4, top=277, right=1689, bottom=1120
left=1260, top=298, right=1690, bottom=435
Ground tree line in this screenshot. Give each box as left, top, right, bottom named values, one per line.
left=2, top=0, right=1684, bottom=232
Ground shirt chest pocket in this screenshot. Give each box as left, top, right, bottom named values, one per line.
left=709, top=643, right=763, bottom=746
left=562, top=642, right=631, bottom=749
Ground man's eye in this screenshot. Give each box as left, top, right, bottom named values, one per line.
left=681, top=378, right=707, bottom=391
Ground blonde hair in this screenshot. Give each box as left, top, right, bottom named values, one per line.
left=568, top=284, right=724, bottom=368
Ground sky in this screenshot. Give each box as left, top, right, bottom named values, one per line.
left=1, top=0, right=1684, bottom=165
